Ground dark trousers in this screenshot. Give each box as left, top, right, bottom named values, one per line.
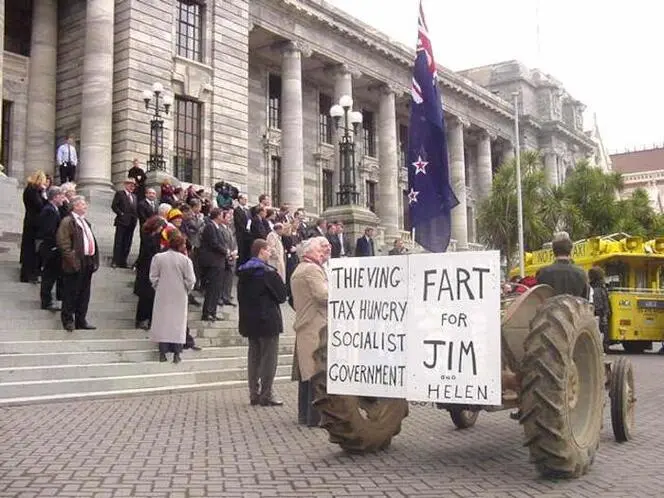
left=40, top=253, right=60, bottom=307
left=61, top=260, right=93, bottom=327
left=202, top=265, right=223, bottom=317
left=247, top=335, right=279, bottom=402
left=135, top=292, right=154, bottom=325
left=59, top=164, right=76, bottom=184
left=191, top=248, right=201, bottom=288
left=298, top=380, right=320, bottom=427
left=20, top=232, right=40, bottom=282
left=221, top=266, right=234, bottom=303
left=112, top=223, right=136, bottom=267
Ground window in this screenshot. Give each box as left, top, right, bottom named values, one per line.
left=399, top=124, right=408, bottom=167
left=1, top=101, right=11, bottom=172
left=362, top=110, right=376, bottom=157
left=176, top=0, right=203, bottom=62
left=366, top=180, right=376, bottom=213
left=173, top=97, right=201, bottom=183
left=268, top=74, right=281, bottom=129
left=270, top=156, right=281, bottom=207
left=319, top=93, right=333, bottom=144
left=322, top=169, right=334, bottom=209
left=402, top=189, right=412, bottom=232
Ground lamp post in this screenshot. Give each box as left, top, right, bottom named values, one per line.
left=142, top=83, right=172, bottom=172
left=512, top=91, right=525, bottom=278
left=329, top=95, right=363, bottom=205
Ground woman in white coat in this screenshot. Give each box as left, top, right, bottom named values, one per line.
left=149, top=232, right=196, bottom=363
left=266, top=222, right=286, bottom=282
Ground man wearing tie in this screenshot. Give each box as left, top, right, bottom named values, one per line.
left=137, top=188, right=159, bottom=227
left=355, top=227, right=376, bottom=257
left=56, top=196, right=99, bottom=331
left=111, top=178, right=138, bottom=268
left=233, top=193, right=252, bottom=266
left=56, top=134, right=78, bottom=184
left=199, top=208, right=227, bottom=321
left=37, top=187, right=66, bottom=311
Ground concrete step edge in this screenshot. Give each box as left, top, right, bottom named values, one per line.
left=0, top=376, right=291, bottom=407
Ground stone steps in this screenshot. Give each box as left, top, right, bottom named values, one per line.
left=0, top=364, right=292, bottom=403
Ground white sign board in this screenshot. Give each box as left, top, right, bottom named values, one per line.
left=327, top=251, right=502, bottom=406
left=327, top=255, right=408, bottom=398
left=405, top=251, right=502, bottom=405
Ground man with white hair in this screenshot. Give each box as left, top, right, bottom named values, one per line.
left=536, top=231, right=589, bottom=298
left=290, top=236, right=331, bottom=426
left=158, top=203, right=172, bottom=220
left=58, top=182, right=77, bottom=218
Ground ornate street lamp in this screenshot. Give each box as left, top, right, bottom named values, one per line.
left=142, top=82, right=172, bottom=172
left=330, top=95, right=363, bottom=205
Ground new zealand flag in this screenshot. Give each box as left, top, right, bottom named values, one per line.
left=407, top=1, right=459, bottom=252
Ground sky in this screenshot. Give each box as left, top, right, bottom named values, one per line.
left=326, top=0, right=664, bottom=153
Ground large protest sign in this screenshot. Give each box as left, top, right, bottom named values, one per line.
left=405, top=251, right=501, bottom=405
left=327, top=255, right=408, bottom=398
left=327, top=251, right=501, bottom=406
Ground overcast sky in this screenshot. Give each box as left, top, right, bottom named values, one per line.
left=326, top=0, right=662, bottom=153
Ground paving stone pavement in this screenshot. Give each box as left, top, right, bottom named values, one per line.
left=0, top=353, right=662, bottom=498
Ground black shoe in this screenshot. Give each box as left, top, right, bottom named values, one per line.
left=259, top=397, right=284, bottom=407
left=250, top=398, right=259, bottom=406
left=63, top=322, right=75, bottom=332
left=191, top=345, right=202, bottom=351
left=159, top=352, right=167, bottom=362
left=137, top=320, right=150, bottom=330
left=76, top=323, right=97, bottom=330
left=188, top=296, right=201, bottom=306
left=42, top=304, right=61, bottom=312
left=201, top=314, right=217, bottom=321
left=173, top=353, right=181, bottom=364
left=222, top=300, right=236, bottom=307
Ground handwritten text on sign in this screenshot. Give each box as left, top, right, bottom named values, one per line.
left=327, top=251, right=501, bottom=405
left=327, top=256, right=408, bottom=398
left=406, top=251, right=501, bottom=405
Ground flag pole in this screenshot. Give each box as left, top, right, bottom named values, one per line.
left=512, top=91, right=525, bottom=278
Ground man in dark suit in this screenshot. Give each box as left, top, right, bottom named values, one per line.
left=37, top=187, right=65, bottom=311
left=307, top=218, right=327, bottom=239
left=250, top=205, right=269, bottom=242
left=336, top=222, right=352, bottom=257
left=198, top=208, right=227, bottom=321
left=127, top=158, right=147, bottom=201
left=327, top=223, right=342, bottom=258
left=137, top=188, right=158, bottom=227
left=56, top=196, right=99, bottom=331
left=111, top=178, right=138, bottom=268
left=220, top=208, right=238, bottom=305
left=355, top=227, right=376, bottom=257
left=234, top=193, right=252, bottom=266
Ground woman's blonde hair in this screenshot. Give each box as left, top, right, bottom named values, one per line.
left=27, top=170, right=47, bottom=187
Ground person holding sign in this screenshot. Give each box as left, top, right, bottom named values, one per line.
left=290, top=236, right=331, bottom=426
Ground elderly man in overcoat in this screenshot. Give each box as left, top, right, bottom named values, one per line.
left=290, top=236, right=331, bottom=426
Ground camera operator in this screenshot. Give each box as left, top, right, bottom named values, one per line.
left=56, top=134, right=78, bottom=184
left=214, top=181, right=239, bottom=209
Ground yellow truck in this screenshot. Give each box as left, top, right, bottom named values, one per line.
left=511, top=233, right=664, bottom=353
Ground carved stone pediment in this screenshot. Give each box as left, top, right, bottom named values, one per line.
left=172, top=57, right=214, bottom=101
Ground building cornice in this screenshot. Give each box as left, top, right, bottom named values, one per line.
left=257, top=0, right=515, bottom=120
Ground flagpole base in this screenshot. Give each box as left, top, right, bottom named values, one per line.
left=321, top=204, right=382, bottom=253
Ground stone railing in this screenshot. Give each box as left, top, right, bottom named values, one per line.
left=621, top=169, right=664, bottom=184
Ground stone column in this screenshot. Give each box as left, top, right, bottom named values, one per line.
left=25, top=0, right=58, bottom=178
left=377, top=86, right=399, bottom=240
left=78, top=0, right=115, bottom=192
left=543, top=152, right=558, bottom=186
left=476, top=130, right=493, bottom=204
left=448, top=116, right=468, bottom=249
left=0, top=0, right=4, bottom=175
left=503, top=141, right=515, bottom=164
left=280, top=41, right=304, bottom=209
left=332, top=65, right=353, bottom=199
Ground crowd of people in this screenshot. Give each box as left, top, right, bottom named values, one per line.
left=17, top=161, right=403, bottom=411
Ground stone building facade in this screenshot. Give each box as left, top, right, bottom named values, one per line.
left=612, top=147, right=664, bottom=214
left=1, top=0, right=598, bottom=249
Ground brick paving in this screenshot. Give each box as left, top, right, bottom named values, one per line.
left=0, top=353, right=662, bottom=497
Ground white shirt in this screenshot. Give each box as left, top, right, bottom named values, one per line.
left=339, top=233, right=345, bottom=256
left=56, top=143, right=78, bottom=166
left=72, top=212, right=95, bottom=256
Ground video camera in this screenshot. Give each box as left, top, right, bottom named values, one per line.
left=214, top=181, right=239, bottom=200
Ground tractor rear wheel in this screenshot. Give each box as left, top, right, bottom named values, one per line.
left=519, top=295, right=603, bottom=479
left=310, top=328, right=409, bottom=453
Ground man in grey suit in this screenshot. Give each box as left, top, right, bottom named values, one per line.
left=219, top=208, right=238, bottom=306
